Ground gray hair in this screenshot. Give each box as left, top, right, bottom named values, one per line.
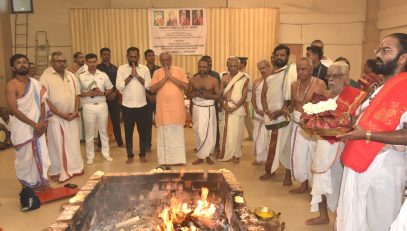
left=227, top=56, right=240, bottom=65
left=50, top=51, right=64, bottom=60
left=159, top=52, right=172, bottom=59
left=329, top=61, right=350, bottom=75
left=257, top=59, right=271, bottom=67
left=299, top=57, right=313, bottom=68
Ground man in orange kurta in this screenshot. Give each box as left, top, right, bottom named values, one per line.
left=150, top=52, right=188, bottom=166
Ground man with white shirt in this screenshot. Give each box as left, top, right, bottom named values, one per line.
left=116, top=47, right=151, bottom=164
left=79, top=53, right=114, bottom=165
left=40, top=51, right=84, bottom=182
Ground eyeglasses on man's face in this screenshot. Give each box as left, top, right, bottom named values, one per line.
left=327, top=73, right=345, bottom=80
left=374, top=47, right=401, bottom=56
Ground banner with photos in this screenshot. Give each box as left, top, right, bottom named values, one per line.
left=148, top=8, right=207, bottom=55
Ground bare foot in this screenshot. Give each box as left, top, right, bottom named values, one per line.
left=289, top=181, right=309, bottom=194
left=251, top=160, right=261, bottom=166
left=50, top=175, right=60, bottom=182
left=305, top=216, right=329, bottom=225
left=259, top=172, right=275, bottom=181
left=192, top=158, right=204, bottom=165
left=139, top=156, right=148, bottom=163
left=283, top=169, right=293, bottom=186
left=283, top=177, right=293, bottom=186
left=206, top=157, right=214, bottom=165
left=212, top=148, right=220, bottom=158
left=233, top=156, right=240, bottom=164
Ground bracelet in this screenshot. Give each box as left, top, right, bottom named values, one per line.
left=365, top=130, right=372, bottom=143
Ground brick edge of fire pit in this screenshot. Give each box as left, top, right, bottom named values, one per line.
left=45, top=170, right=281, bottom=231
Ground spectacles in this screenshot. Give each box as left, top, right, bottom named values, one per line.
left=327, top=73, right=345, bottom=80
left=374, top=47, right=401, bottom=55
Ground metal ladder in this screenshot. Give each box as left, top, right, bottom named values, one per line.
left=35, top=31, right=49, bottom=75
left=14, top=13, right=28, bottom=55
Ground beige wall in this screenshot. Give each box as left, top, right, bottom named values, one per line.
left=7, top=0, right=375, bottom=89
left=378, top=0, right=407, bottom=39
left=0, top=2, right=12, bottom=107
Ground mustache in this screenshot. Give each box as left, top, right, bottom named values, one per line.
left=375, top=57, right=383, bottom=65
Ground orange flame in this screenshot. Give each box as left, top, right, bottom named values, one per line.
left=158, top=187, right=216, bottom=230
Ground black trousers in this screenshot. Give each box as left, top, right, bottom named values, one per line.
left=107, top=99, right=123, bottom=145
left=145, top=102, right=155, bottom=149
left=121, top=105, right=148, bottom=158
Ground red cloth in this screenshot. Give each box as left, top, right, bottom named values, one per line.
left=336, top=86, right=366, bottom=116
left=341, top=72, right=407, bottom=173
left=323, top=86, right=365, bottom=143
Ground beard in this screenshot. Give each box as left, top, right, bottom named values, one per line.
left=15, top=67, right=29, bottom=76
left=274, top=58, right=287, bottom=68
left=373, top=54, right=401, bottom=76
left=198, top=70, right=207, bottom=76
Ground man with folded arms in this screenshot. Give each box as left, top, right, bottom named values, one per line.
left=40, top=51, right=84, bottom=182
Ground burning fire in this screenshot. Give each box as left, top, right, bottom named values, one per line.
left=157, top=187, right=216, bottom=231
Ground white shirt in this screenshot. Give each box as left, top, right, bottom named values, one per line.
left=116, top=63, right=151, bottom=108
left=40, top=68, right=80, bottom=114
left=75, top=64, right=88, bottom=77
left=79, top=69, right=113, bottom=105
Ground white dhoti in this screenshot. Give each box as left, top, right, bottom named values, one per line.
left=218, top=111, right=245, bottom=161
left=253, top=115, right=268, bottom=163
left=47, top=116, right=84, bottom=182
left=336, top=149, right=406, bottom=231
left=11, top=78, right=50, bottom=188
left=310, top=139, right=344, bottom=212
left=274, top=121, right=292, bottom=171
left=192, top=98, right=216, bottom=159
left=390, top=199, right=407, bottom=231
left=219, top=72, right=248, bottom=162
left=290, top=110, right=316, bottom=183
left=157, top=125, right=186, bottom=165
left=263, top=64, right=297, bottom=172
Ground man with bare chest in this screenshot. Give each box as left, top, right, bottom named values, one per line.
left=218, top=57, right=249, bottom=163
left=6, top=54, right=50, bottom=190
left=187, top=59, right=221, bottom=165
left=289, top=57, right=326, bottom=194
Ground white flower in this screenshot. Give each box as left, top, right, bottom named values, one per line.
left=303, top=98, right=337, bottom=114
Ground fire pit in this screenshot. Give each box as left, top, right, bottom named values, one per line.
left=47, top=169, right=281, bottom=231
